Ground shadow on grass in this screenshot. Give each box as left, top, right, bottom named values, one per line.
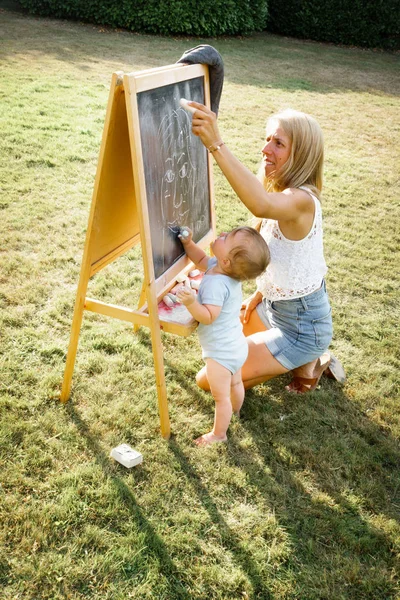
left=225, top=379, right=400, bottom=596
left=65, top=402, right=192, bottom=600
left=155, top=347, right=399, bottom=596
left=64, top=333, right=274, bottom=598
left=65, top=328, right=399, bottom=596
left=168, top=438, right=274, bottom=600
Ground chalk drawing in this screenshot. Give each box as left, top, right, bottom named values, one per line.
left=158, top=106, right=196, bottom=274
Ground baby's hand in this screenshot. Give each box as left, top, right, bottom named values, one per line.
left=178, top=227, right=193, bottom=245
left=176, top=286, right=196, bottom=306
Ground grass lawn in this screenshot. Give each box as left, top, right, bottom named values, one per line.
left=1, top=4, right=399, bottom=599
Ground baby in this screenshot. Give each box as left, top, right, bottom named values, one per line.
left=176, top=226, right=270, bottom=446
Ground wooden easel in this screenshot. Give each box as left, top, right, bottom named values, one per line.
left=60, top=65, right=215, bottom=439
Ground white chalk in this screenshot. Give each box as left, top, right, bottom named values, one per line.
left=179, top=98, right=196, bottom=114
left=163, top=295, right=175, bottom=308
left=110, top=444, right=143, bottom=468
left=167, top=293, right=178, bottom=303
left=189, top=269, right=200, bottom=277
left=179, top=227, right=190, bottom=239
left=176, top=274, right=187, bottom=283
left=190, top=279, right=200, bottom=290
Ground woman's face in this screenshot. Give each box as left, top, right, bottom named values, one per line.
left=261, top=122, right=291, bottom=180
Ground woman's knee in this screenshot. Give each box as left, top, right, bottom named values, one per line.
left=196, top=368, right=210, bottom=391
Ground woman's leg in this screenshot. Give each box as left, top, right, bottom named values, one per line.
left=230, top=368, right=244, bottom=416
left=195, top=359, right=233, bottom=446
left=240, top=305, right=267, bottom=336
left=242, top=333, right=289, bottom=388
left=196, top=301, right=338, bottom=394
left=196, top=332, right=289, bottom=392
left=240, top=300, right=336, bottom=391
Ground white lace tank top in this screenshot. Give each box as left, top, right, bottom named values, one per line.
left=256, top=187, right=328, bottom=301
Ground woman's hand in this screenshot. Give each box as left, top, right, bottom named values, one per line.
left=241, top=290, right=263, bottom=324
left=188, top=101, right=222, bottom=150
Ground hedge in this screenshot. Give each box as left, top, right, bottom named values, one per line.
left=18, top=0, right=268, bottom=36
left=267, top=0, right=399, bottom=51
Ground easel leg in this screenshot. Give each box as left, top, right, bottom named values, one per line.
left=60, top=298, right=85, bottom=402
left=133, top=280, right=147, bottom=332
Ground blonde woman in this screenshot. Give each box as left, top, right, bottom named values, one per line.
left=189, top=104, right=345, bottom=393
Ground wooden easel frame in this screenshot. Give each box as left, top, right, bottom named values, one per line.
left=60, top=64, right=215, bottom=439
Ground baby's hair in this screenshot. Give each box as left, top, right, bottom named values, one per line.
left=226, top=226, right=270, bottom=281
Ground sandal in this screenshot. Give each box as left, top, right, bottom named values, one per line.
left=324, top=353, right=346, bottom=384
left=286, top=353, right=346, bottom=394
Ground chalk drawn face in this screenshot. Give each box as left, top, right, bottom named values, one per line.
left=159, top=108, right=195, bottom=229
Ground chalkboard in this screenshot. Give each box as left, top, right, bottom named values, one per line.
left=137, top=76, right=211, bottom=280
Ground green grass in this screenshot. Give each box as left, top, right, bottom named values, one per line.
left=1, top=4, right=400, bottom=599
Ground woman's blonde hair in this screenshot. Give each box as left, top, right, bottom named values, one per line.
left=258, top=108, right=324, bottom=199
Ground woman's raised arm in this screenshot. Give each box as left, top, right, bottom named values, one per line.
left=189, top=102, right=311, bottom=222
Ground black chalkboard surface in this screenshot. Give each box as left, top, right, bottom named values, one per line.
left=137, top=76, right=211, bottom=280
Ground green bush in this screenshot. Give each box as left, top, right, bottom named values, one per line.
left=267, top=0, right=399, bottom=50
left=18, top=0, right=268, bottom=36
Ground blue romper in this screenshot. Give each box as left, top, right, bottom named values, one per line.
left=197, top=258, right=248, bottom=374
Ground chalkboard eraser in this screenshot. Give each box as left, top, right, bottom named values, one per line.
left=110, top=444, right=143, bottom=468
left=179, top=98, right=196, bottom=114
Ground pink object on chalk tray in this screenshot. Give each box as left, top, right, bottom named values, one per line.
left=155, top=272, right=205, bottom=325
left=158, top=299, right=195, bottom=325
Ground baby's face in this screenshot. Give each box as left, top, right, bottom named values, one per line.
left=211, top=230, right=245, bottom=265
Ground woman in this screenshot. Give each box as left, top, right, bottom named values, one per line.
left=188, top=102, right=345, bottom=393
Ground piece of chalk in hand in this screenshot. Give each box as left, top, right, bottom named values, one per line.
left=179, top=98, right=196, bottom=114
left=189, top=269, right=200, bottom=277
left=167, top=293, right=178, bottom=303
left=179, top=228, right=189, bottom=239
left=190, top=279, right=200, bottom=290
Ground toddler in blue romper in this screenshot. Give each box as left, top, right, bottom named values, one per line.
left=197, top=257, right=248, bottom=374
left=177, top=226, right=270, bottom=446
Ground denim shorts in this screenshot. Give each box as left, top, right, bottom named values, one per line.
left=256, top=281, right=333, bottom=370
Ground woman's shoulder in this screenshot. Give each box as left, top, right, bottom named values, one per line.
left=282, top=187, right=316, bottom=212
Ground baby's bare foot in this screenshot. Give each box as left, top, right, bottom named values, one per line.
left=194, top=432, right=227, bottom=447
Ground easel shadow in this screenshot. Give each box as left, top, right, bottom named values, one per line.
left=167, top=438, right=274, bottom=599
left=65, top=403, right=192, bottom=600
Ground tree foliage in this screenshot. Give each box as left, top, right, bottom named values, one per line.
left=19, top=0, right=268, bottom=36
left=267, top=0, right=399, bottom=50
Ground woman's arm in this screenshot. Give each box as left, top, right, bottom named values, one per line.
left=241, top=290, right=263, bottom=324
left=189, top=102, right=313, bottom=222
